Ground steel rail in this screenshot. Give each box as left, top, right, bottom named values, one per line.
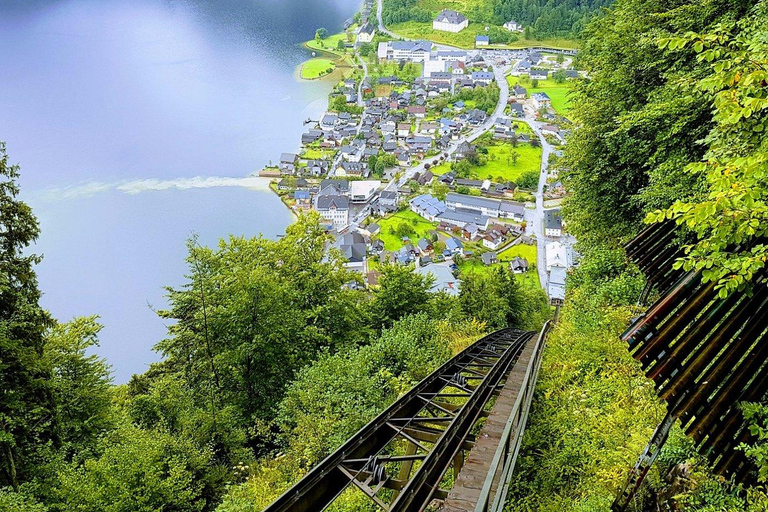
left=263, top=328, right=534, bottom=512
left=474, top=318, right=553, bottom=512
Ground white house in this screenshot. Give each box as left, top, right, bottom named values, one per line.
left=475, top=35, right=489, bottom=47
left=545, top=241, right=567, bottom=272
left=544, top=208, right=563, bottom=237
left=416, top=263, right=461, bottom=296
left=531, top=92, right=552, bottom=109
left=357, top=23, right=375, bottom=43
left=316, top=195, right=349, bottom=227
left=349, top=180, right=381, bottom=203
left=504, top=20, right=523, bottom=32
left=433, top=10, right=468, bottom=33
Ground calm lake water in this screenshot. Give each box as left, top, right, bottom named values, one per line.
left=0, top=0, right=359, bottom=381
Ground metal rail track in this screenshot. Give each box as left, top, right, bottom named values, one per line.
left=264, top=328, right=534, bottom=512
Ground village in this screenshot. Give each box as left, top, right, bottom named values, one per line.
left=261, top=2, right=578, bottom=305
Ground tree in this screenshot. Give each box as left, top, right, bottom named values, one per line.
left=368, top=265, right=434, bottom=328
left=647, top=9, right=768, bottom=297
left=552, top=69, right=567, bottom=83
left=556, top=54, right=565, bottom=64
left=375, top=159, right=385, bottom=176
left=368, top=155, right=378, bottom=174
left=517, top=171, right=539, bottom=189
left=43, top=317, right=113, bottom=460
left=315, top=28, right=328, bottom=40
left=359, top=42, right=373, bottom=57
left=532, top=78, right=540, bottom=87
left=55, top=424, right=215, bottom=512
left=154, top=213, right=366, bottom=455
left=336, top=39, right=345, bottom=51
left=0, top=142, right=55, bottom=490
left=432, top=182, right=449, bottom=200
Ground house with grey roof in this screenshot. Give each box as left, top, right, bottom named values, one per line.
left=416, top=263, right=461, bottom=296
left=316, top=195, right=349, bottom=227
left=433, top=10, right=468, bottom=33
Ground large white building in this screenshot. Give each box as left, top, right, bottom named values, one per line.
left=433, top=10, right=468, bottom=33
left=377, top=41, right=433, bottom=62
left=349, top=180, right=381, bottom=203
left=316, top=195, right=349, bottom=227
left=545, top=241, right=567, bottom=272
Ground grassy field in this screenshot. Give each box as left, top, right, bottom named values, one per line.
left=459, top=243, right=541, bottom=290
left=377, top=210, right=438, bottom=251
left=507, top=75, right=572, bottom=115
left=498, top=243, right=536, bottom=263
left=304, top=32, right=350, bottom=57
left=301, top=148, right=336, bottom=160
left=429, top=162, right=452, bottom=175
left=467, top=141, right=541, bottom=183
left=389, top=21, right=578, bottom=50
left=300, top=58, right=336, bottom=79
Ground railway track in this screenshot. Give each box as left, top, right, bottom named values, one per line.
left=264, top=327, right=543, bottom=512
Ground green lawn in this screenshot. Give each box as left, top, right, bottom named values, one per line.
left=472, top=141, right=542, bottom=183
left=507, top=75, right=572, bottom=115
left=300, top=58, right=336, bottom=79
left=459, top=243, right=541, bottom=291
left=389, top=20, right=579, bottom=50
left=376, top=210, right=438, bottom=251
left=304, top=32, right=350, bottom=57
left=429, top=162, right=452, bottom=175
left=498, top=243, right=536, bottom=263
left=301, top=148, right=336, bottom=159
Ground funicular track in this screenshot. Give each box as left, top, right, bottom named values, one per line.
left=264, top=328, right=536, bottom=512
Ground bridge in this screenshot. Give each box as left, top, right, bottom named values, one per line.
left=264, top=321, right=553, bottom=512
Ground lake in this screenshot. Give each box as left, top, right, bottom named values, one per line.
left=0, top=0, right=360, bottom=381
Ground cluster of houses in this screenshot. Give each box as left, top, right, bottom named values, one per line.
left=409, top=192, right=526, bottom=243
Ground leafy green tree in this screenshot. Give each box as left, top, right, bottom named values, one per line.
left=432, top=182, right=449, bottom=200
left=315, top=28, right=328, bottom=40
left=374, top=159, right=385, bottom=177
left=552, top=69, right=567, bottom=83
left=517, top=170, right=539, bottom=189
left=647, top=8, right=768, bottom=297
left=0, top=142, right=55, bottom=490
left=55, top=424, right=214, bottom=512
left=359, top=42, right=373, bottom=57
left=155, top=214, right=366, bottom=455
left=43, top=317, right=113, bottom=460
left=369, top=265, right=433, bottom=328
left=336, top=39, right=345, bottom=51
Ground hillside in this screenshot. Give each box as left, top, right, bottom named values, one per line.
left=382, top=0, right=613, bottom=44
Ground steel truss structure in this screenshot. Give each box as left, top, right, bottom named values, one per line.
left=264, top=328, right=534, bottom=512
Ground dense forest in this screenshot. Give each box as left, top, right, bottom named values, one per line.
left=382, top=0, right=614, bottom=39
left=505, top=0, right=768, bottom=509
left=0, top=140, right=548, bottom=511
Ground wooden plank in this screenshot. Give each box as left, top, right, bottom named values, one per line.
left=442, top=337, right=537, bottom=512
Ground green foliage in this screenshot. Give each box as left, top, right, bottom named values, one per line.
left=315, top=27, right=329, bottom=40
left=359, top=42, right=374, bottom=57
left=43, top=317, right=113, bottom=461
left=0, top=142, right=55, bottom=490
left=460, top=267, right=549, bottom=330
left=55, top=424, right=214, bottom=512
left=516, top=170, right=539, bottom=189
left=368, top=264, right=433, bottom=328
left=277, top=315, right=446, bottom=467
left=454, top=83, right=500, bottom=114
left=0, top=487, right=48, bottom=512
left=154, top=213, right=367, bottom=454
left=493, top=0, right=613, bottom=38
left=646, top=6, right=768, bottom=297
left=505, top=279, right=665, bottom=510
